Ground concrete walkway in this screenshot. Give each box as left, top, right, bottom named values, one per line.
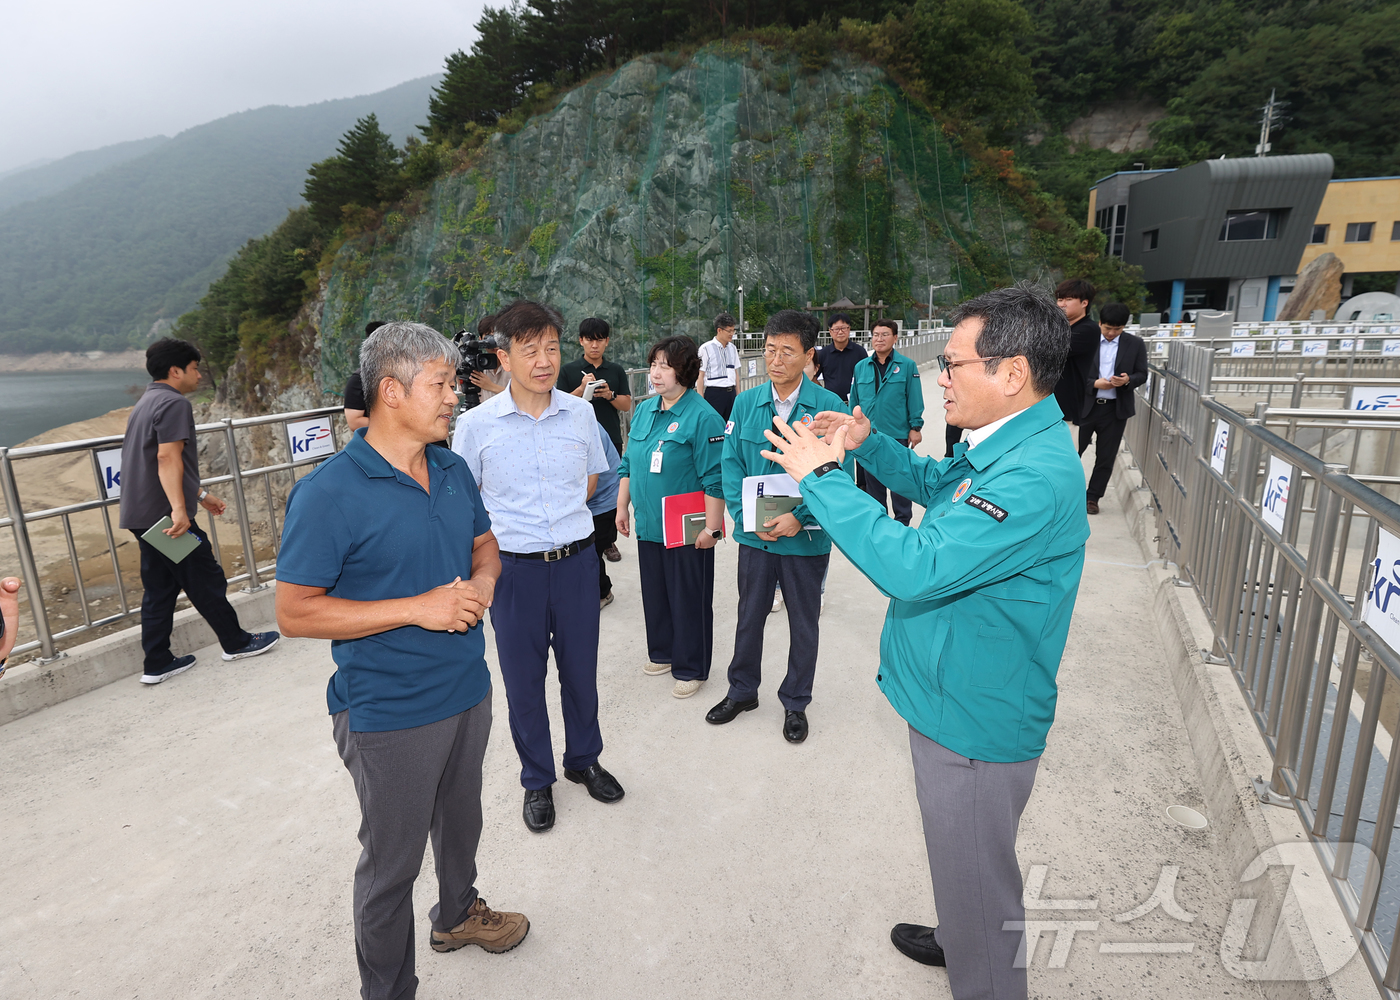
left=0, top=376, right=1326, bottom=999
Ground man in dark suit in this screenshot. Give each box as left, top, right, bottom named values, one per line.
left=1051, top=278, right=1102, bottom=425
left=1078, top=302, right=1148, bottom=514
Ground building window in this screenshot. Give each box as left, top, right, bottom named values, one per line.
left=1310, top=224, right=1329, bottom=244
left=1345, top=221, right=1375, bottom=243
left=1095, top=203, right=1128, bottom=257
left=1393, top=221, right=1400, bottom=241
left=1142, top=229, right=1159, bottom=251
left=1219, top=210, right=1281, bottom=241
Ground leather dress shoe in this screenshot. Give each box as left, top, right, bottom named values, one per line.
left=783, top=710, right=808, bottom=743
left=522, top=787, right=554, bottom=832
left=891, top=923, right=946, bottom=967
left=706, top=696, right=758, bottom=724
left=564, top=763, right=625, bottom=803
left=1086, top=499, right=1100, bottom=515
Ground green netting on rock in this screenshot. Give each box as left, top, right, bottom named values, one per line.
left=320, top=42, right=1046, bottom=385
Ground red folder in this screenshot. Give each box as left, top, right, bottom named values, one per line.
left=662, top=491, right=722, bottom=548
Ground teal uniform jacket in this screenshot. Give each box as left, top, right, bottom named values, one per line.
left=617, top=389, right=726, bottom=544
left=801, top=395, right=1089, bottom=761
left=722, top=376, right=852, bottom=556
left=848, top=349, right=925, bottom=439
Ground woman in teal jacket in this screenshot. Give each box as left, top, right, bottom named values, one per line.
left=615, top=336, right=727, bottom=700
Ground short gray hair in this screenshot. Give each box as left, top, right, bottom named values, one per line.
left=949, top=282, right=1069, bottom=395
left=359, top=321, right=459, bottom=412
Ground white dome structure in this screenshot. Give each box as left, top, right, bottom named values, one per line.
left=1336, top=291, right=1400, bottom=323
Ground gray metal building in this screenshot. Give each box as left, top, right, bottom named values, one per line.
left=1087, top=154, right=1334, bottom=321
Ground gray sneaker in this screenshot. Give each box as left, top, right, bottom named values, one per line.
left=222, top=631, right=280, bottom=661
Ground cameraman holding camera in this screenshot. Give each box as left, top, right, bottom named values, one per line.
left=462, top=314, right=509, bottom=404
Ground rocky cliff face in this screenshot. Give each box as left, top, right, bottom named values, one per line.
left=318, top=41, right=1051, bottom=379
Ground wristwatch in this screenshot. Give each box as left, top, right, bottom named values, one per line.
left=198, top=489, right=208, bottom=502
left=812, top=461, right=842, bottom=477
left=708, top=528, right=723, bottom=539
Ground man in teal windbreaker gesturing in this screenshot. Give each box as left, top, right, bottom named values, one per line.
left=759, top=283, right=1089, bottom=1000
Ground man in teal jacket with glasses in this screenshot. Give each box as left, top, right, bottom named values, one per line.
left=706, top=309, right=851, bottom=745
left=760, top=284, right=1089, bottom=1000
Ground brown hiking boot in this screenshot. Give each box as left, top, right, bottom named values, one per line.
left=430, top=897, right=530, bottom=954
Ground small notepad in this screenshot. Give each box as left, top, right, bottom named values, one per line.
left=140, top=516, right=201, bottom=564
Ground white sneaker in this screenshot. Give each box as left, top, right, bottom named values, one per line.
left=672, top=679, right=704, bottom=699
left=643, top=660, right=671, bottom=676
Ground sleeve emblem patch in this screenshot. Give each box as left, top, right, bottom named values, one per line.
left=965, top=494, right=1008, bottom=521
left=951, top=478, right=973, bottom=503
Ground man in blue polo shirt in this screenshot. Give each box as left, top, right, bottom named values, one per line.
left=276, top=322, right=528, bottom=1000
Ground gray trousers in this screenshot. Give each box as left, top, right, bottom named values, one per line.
left=909, top=726, right=1039, bottom=1000
left=333, top=690, right=493, bottom=1000
left=726, top=544, right=829, bottom=711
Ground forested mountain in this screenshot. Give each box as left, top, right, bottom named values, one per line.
left=1020, top=0, right=1400, bottom=221
left=0, top=75, right=438, bottom=354
left=0, top=137, right=171, bottom=213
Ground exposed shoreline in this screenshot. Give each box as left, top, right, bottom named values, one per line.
left=1, top=350, right=146, bottom=372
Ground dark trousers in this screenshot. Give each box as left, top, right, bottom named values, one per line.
left=1078, top=402, right=1128, bottom=501
left=131, top=523, right=250, bottom=670
left=703, top=386, right=737, bottom=420
left=859, top=438, right=914, bottom=526
left=726, top=544, right=829, bottom=711
left=637, top=539, right=715, bottom=681
left=910, top=727, right=1039, bottom=1000
left=592, top=511, right=618, bottom=597
left=490, top=547, right=604, bottom=789
left=945, top=423, right=964, bottom=458
left=333, top=692, right=492, bottom=1000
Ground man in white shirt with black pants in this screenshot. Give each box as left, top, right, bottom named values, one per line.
left=697, top=311, right=741, bottom=420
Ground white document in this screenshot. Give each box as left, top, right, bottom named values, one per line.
left=742, top=473, right=820, bottom=532
left=582, top=377, right=598, bottom=401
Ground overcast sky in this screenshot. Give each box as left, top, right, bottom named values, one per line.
left=0, top=0, right=490, bottom=175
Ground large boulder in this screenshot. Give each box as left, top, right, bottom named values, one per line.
left=1279, top=252, right=1343, bottom=320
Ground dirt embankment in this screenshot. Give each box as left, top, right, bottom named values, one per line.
left=1, top=350, right=147, bottom=372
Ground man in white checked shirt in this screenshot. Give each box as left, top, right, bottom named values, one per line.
left=697, top=311, right=741, bottom=420
left=451, top=299, right=626, bottom=835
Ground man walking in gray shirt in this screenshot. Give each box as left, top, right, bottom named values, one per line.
left=119, top=338, right=278, bottom=684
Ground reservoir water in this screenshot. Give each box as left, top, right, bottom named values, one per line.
left=0, top=369, right=149, bottom=447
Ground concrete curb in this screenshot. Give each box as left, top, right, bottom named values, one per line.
left=1110, top=453, right=1371, bottom=999
left=0, top=584, right=278, bottom=728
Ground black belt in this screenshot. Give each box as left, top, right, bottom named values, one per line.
left=502, top=534, right=595, bottom=562
left=1095, top=398, right=1114, bottom=404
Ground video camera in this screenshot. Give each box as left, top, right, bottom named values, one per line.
left=453, top=329, right=500, bottom=409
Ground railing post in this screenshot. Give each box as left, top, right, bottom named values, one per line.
left=1269, top=464, right=1346, bottom=797
left=1290, top=371, right=1305, bottom=408
left=0, top=447, right=64, bottom=663
left=221, top=418, right=266, bottom=592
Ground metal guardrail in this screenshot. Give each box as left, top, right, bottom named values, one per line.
left=5, top=332, right=948, bottom=665
left=0, top=406, right=348, bottom=663
left=1129, top=339, right=1400, bottom=996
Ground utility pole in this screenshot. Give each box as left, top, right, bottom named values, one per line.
left=737, top=285, right=745, bottom=336
left=1255, top=89, right=1287, bottom=156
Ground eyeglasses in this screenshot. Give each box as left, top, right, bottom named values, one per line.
left=936, top=355, right=1007, bottom=373
left=762, top=347, right=804, bottom=362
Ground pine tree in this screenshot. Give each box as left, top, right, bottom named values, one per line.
left=303, top=114, right=403, bottom=230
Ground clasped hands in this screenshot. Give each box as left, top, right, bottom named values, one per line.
left=419, top=576, right=494, bottom=632
left=756, top=407, right=873, bottom=536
